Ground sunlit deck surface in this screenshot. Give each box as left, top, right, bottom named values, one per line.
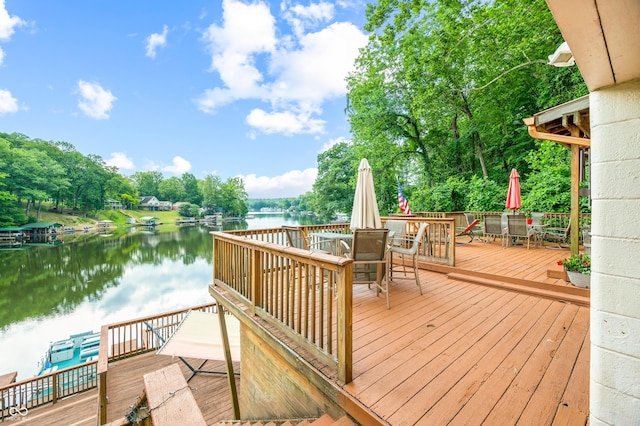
left=21, top=240, right=589, bottom=425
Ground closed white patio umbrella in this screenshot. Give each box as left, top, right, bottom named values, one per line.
left=350, top=158, right=382, bottom=231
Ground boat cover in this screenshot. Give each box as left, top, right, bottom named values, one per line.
left=156, top=310, right=240, bottom=362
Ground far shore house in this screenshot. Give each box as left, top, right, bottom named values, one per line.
left=158, top=201, right=172, bottom=211
left=138, top=196, right=159, bottom=211
left=105, top=198, right=123, bottom=210
left=138, top=196, right=172, bottom=211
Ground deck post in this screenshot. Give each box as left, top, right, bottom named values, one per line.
left=337, top=262, right=353, bottom=383
left=98, top=325, right=109, bottom=425
left=52, top=373, right=58, bottom=403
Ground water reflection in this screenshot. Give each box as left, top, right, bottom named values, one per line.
left=0, top=214, right=311, bottom=380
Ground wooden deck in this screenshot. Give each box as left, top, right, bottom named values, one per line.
left=14, top=241, right=589, bottom=425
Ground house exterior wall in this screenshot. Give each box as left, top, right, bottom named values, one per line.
left=590, top=79, right=640, bottom=424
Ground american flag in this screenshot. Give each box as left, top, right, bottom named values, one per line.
left=397, top=181, right=412, bottom=215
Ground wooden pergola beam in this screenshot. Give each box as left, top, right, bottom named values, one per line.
left=522, top=116, right=590, bottom=256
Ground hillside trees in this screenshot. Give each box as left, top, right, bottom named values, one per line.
left=346, top=0, right=587, bottom=208
left=158, top=176, right=186, bottom=203
left=131, top=171, right=163, bottom=197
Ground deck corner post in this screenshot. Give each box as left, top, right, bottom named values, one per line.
left=337, top=262, right=353, bottom=383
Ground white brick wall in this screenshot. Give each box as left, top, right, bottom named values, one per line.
left=590, top=79, right=640, bottom=424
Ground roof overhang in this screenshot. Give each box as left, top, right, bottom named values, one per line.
left=546, top=0, right=640, bottom=91
left=523, top=95, right=590, bottom=148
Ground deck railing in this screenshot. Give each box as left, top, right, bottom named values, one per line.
left=467, top=211, right=591, bottom=241
left=209, top=217, right=455, bottom=386
left=0, top=362, right=98, bottom=420
left=211, top=230, right=353, bottom=381
left=0, top=303, right=220, bottom=422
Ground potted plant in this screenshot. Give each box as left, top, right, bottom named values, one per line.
left=558, top=254, right=590, bottom=288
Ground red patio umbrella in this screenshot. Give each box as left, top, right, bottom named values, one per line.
left=505, top=168, right=522, bottom=212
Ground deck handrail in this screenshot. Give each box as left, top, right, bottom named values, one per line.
left=0, top=361, right=98, bottom=420
left=210, top=230, right=353, bottom=382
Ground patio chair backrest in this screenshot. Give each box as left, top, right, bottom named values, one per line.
left=283, top=226, right=308, bottom=250
left=484, top=215, right=503, bottom=235
left=507, top=215, right=529, bottom=236
left=464, top=213, right=477, bottom=228
left=351, top=228, right=389, bottom=262
left=351, top=228, right=389, bottom=285
left=385, top=219, right=407, bottom=247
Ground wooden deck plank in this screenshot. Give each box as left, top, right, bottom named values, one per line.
left=445, top=300, right=567, bottom=424
left=416, top=297, right=559, bottom=424
left=105, top=352, right=240, bottom=424
left=365, top=291, right=528, bottom=413
left=518, top=306, right=590, bottom=424
left=11, top=390, right=98, bottom=425
left=555, top=324, right=590, bottom=422
left=380, top=293, right=535, bottom=424
left=347, top=284, right=504, bottom=394
left=481, top=303, right=581, bottom=424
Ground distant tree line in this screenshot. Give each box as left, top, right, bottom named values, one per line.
left=0, top=132, right=249, bottom=226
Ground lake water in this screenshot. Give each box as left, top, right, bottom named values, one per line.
left=0, top=214, right=309, bottom=381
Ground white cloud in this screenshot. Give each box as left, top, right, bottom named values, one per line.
left=162, top=156, right=192, bottom=175
left=105, top=152, right=135, bottom=170
left=246, top=108, right=325, bottom=135
left=77, top=80, right=117, bottom=119
left=282, top=1, right=335, bottom=38
left=145, top=25, right=168, bottom=59
left=197, top=0, right=367, bottom=137
left=0, top=88, right=18, bottom=115
left=269, top=22, right=367, bottom=103
left=239, top=168, right=318, bottom=198
left=0, top=1, right=24, bottom=41
left=197, top=0, right=276, bottom=111
left=0, top=1, right=25, bottom=66
left=319, top=136, right=349, bottom=152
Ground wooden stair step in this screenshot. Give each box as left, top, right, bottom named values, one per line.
left=447, top=273, right=590, bottom=306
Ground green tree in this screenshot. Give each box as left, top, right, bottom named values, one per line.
left=105, top=174, right=138, bottom=207
left=521, top=141, right=572, bottom=212
left=178, top=202, right=198, bottom=217
left=181, top=173, right=203, bottom=205
left=200, top=174, right=223, bottom=214
left=312, top=142, right=357, bottom=220
left=219, top=177, right=248, bottom=217
left=131, top=171, right=163, bottom=197
left=348, top=0, right=587, bottom=192
left=158, top=177, right=186, bottom=203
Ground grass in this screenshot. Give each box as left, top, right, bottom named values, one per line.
left=34, top=207, right=182, bottom=229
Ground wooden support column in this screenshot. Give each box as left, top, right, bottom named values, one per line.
left=570, top=124, right=581, bottom=256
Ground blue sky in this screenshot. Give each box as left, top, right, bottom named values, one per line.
left=0, top=0, right=369, bottom=198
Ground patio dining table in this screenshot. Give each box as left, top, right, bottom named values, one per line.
left=309, top=231, right=353, bottom=256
